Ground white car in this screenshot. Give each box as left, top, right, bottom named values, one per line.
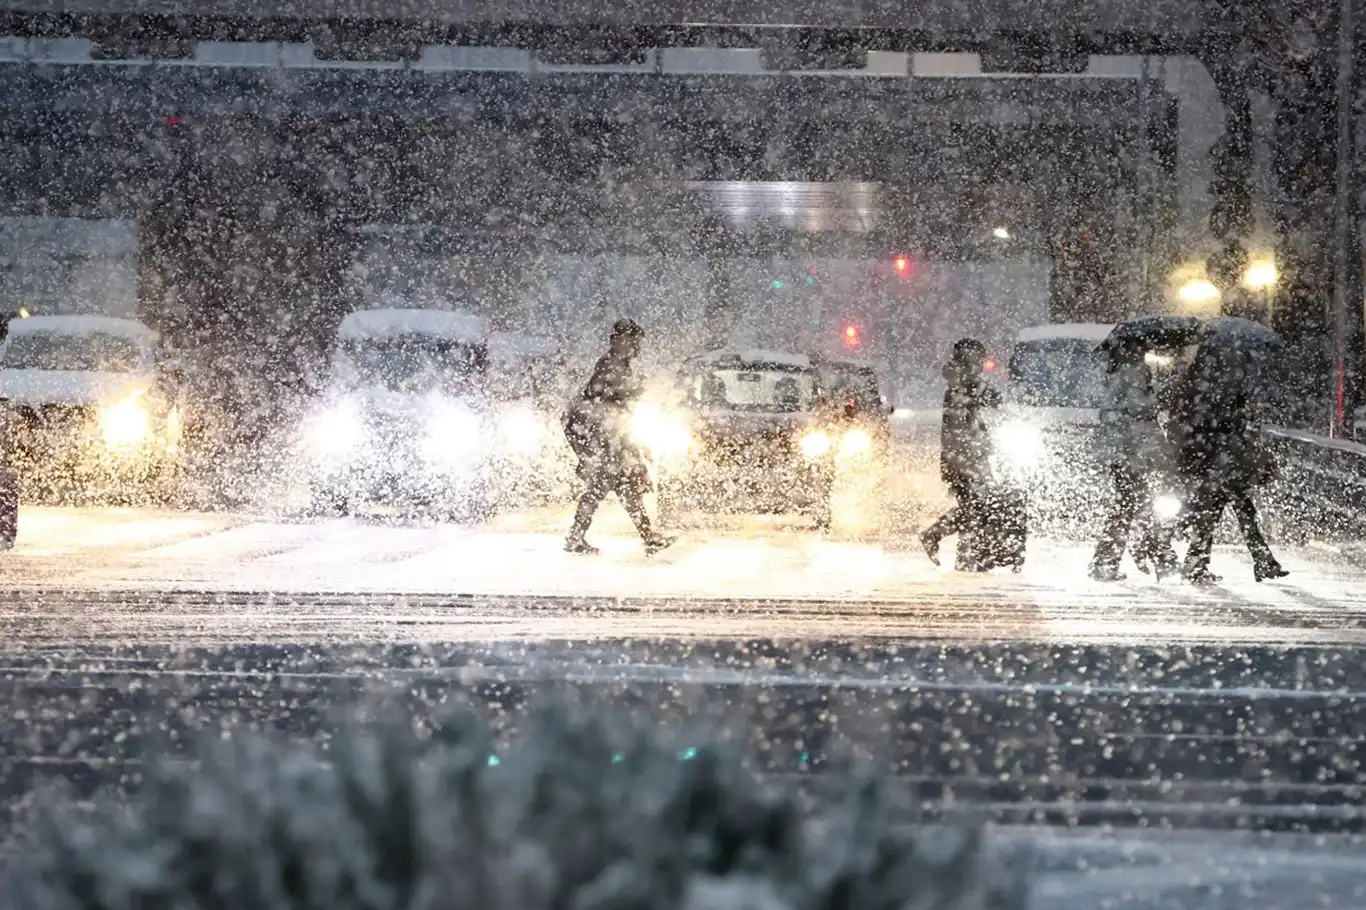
left=0, top=314, right=185, bottom=501
left=303, top=307, right=496, bottom=519
left=991, top=323, right=1116, bottom=531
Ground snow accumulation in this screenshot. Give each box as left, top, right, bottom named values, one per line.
left=488, top=333, right=559, bottom=360
left=337, top=308, right=488, bottom=344
left=690, top=349, right=813, bottom=370
left=1014, top=323, right=1116, bottom=344
left=6, top=314, right=155, bottom=342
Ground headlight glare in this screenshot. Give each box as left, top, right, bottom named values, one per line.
left=99, top=393, right=152, bottom=449
left=995, top=419, right=1045, bottom=466
left=498, top=407, right=547, bottom=457
left=630, top=403, right=693, bottom=461
left=1153, top=494, right=1183, bottom=521
left=838, top=428, right=874, bottom=458
left=800, top=430, right=832, bottom=459
left=307, top=403, right=364, bottom=457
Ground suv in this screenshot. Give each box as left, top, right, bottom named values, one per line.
left=639, top=349, right=858, bottom=529
left=304, top=307, right=494, bottom=519
left=0, top=314, right=186, bottom=503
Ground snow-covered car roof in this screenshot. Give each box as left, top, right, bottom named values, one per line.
left=6, top=314, right=156, bottom=342
left=687, top=349, right=814, bottom=371
left=1014, top=323, right=1117, bottom=344
left=488, top=333, right=559, bottom=360
left=336, top=308, right=488, bottom=344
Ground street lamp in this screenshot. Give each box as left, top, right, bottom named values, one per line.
left=992, top=226, right=1011, bottom=240
left=1241, top=257, right=1278, bottom=324
left=1176, top=278, right=1221, bottom=308
left=1242, top=259, right=1278, bottom=290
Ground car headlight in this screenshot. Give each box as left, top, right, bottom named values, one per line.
left=422, top=403, right=482, bottom=468
left=306, top=402, right=365, bottom=458
left=838, top=428, right=874, bottom=458
left=994, top=419, right=1045, bottom=466
left=1153, top=494, right=1183, bottom=521
left=630, top=403, right=693, bottom=461
left=99, top=393, right=152, bottom=449
left=799, top=430, right=832, bottom=459
left=498, top=406, right=547, bottom=457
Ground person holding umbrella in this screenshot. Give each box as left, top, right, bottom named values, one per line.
left=1088, top=340, right=1178, bottom=582
left=1171, top=318, right=1286, bottom=584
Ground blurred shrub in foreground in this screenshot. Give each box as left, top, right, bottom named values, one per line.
left=10, top=709, right=1030, bottom=910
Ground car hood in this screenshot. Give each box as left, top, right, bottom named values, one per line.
left=1002, top=405, right=1102, bottom=428
left=328, top=388, right=482, bottom=421
left=0, top=369, right=151, bottom=407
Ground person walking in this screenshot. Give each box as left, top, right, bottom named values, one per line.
left=919, top=338, right=1001, bottom=569
left=562, top=319, right=674, bottom=556
left=1088, top=346, right=1178, bottom=582
left=1172, top=344, right=1283, bottom=584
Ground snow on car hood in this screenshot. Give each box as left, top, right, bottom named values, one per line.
left=0, top=369, right=151, bottom=407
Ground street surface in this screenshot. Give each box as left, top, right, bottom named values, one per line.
left=2, top=503, right=1366, bottom=844
left=1, top=504, right=1363, bottom=646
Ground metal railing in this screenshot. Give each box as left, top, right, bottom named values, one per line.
left=1261, top=425, right=1366, bottom=542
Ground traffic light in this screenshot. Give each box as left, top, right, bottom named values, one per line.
left=892, top=255, right=913, bottom=276
left=842, top=322, right=862, bottom=349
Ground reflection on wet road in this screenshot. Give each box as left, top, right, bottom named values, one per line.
left=3, top=504, right=1366, bottom=840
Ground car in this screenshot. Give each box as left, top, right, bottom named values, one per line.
left=811, top=354, right=893, bottom=455
left=991, top=323, right=1116, bottom=532
left=0, top=314, right=187, bottom=504
left=636, top=349, right=870, bottom=529
left=303, top=307, right=495, bottom=520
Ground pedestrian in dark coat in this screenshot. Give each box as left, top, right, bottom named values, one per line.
left=919, top=338, right=1001, bottom=568
left=1172, top=344, right=1285, bottom=583
left=1088, top=348, right=1178, bottom=581
left=563, top=319, right=674, bottom=556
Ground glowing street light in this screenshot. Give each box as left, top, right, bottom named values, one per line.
left=1177, top=278, right=1221, bottom=307
left=992, top=226, right=1011, bottom=240
left=1241, top=259, right=1279, bottom=290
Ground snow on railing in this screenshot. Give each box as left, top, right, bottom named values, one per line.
left=1261, top=425, right=1366, bottom=542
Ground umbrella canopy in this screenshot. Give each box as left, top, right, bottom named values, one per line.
left=1203, top=316, right=1283, bottom=351
left=1096, top=316, right=1209, bottom=359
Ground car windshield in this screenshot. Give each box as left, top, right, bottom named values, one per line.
left=1007, top=339, right=1109, bottom=408
left=823, top=367, right=880, bottom=409
left=687, top=365, right=820, bottom=413
left=337, top=334, right=483, bottom=394
left=0, top=331, right=144, bottom=372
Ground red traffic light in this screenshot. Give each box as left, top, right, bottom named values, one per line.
left=892, top=255, right=912, bottom=276
left=842, top=323, right=862, bottom=348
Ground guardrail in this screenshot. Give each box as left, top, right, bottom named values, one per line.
left=1261, top=425, right=1366, bottom=543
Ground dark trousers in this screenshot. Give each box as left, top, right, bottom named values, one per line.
left=1182, top=480, right=1279, bottom=576
left=923, top=480, right=978, bottom=543
left=567, top=461, right=655, bottom=544
left=1091, top=465, right=1175, bottom=574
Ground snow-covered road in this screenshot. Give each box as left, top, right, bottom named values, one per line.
left=1, top=504, right=1363, bottom=646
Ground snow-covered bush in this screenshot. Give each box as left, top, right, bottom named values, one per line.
left=8, top=709, right=1029, bottom=910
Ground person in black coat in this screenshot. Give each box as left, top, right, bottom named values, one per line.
left=1171, top=344, right=1285, bottom=584
left=562, top=319, right=674, bottom=556
left=919, top=338, right=1001, bottom=568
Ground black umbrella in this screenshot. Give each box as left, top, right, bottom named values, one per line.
left=1203, top=316, right=1283, bottom=352
left=1096, top=316, right=1209, bottom=358
left=1199, top=316, right=1285, bottom=406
